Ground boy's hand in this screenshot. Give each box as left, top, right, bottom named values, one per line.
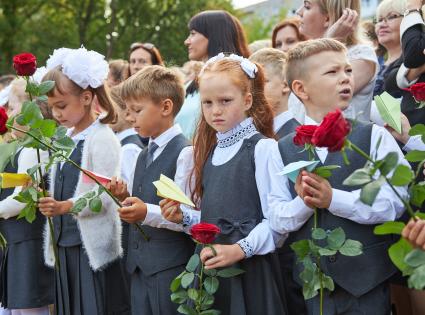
left=295, top=171, right=310, bottom=200
left=200, top=244, right=245, bottom=269
left=118, top=197, right=147, bottom=223
left=38, top=197, right=72, bottom=217
left=301, top=171, right=333, bottom=209
left=159, top=199, right=183, bottom=224
left=385, top=113, right=411, bottom=144
left=105, top=176, right=129, bottom=202
left=402, top=219, right=425, bottom=250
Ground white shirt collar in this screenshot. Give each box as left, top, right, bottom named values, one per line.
left=304, top=115, right=321, bottom=126
left=150, top=124, right=183, bottom=148
left=216, top=117, right=255, bottom=141
left=273, top=110, right=294, bottom=133
left=116, top=128, right=137, bottom=141
left=67, top=119, right=101, bottom=143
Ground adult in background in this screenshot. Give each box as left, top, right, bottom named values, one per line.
left=176, top=10, right=250, bottom=139
left=128, top=42, right=163, bottom=76
left=107, top=59, right=130, bottom=87
left=271, top=17, right=306, bottom=52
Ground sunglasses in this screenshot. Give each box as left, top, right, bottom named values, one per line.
left=130, top=42, right=155, bottom=51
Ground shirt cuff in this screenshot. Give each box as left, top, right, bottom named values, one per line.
left=182, top=208, right=192, bottom=227
left=328, top=189, right=356, bottom=217
left=403, top=135, right=425, bottom=152
left=237, top=239, right=254, bottom=258
left=397, top=64, right=419, bottom=88
left=401, top=12, right=424, bottom=38
left=142, top=204, right=161, bottom=225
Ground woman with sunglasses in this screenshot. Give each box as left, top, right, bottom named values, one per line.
left=128, top=42, right=164, bottom=76
left=175, top=10, right=250, bottom=140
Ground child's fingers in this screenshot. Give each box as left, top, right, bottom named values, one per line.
left=402, top=220, right=415, bottom=238
left=203, top=256, right=222, bottom=269
left=408, top=220, right=425, bottom=243
left=38, top=197, right=55, bottom=204
left=302, top=175, right=321, bottom=190
left=415, top=225, right=425, bottom=248
left=122, top=197, right=139, bottom=207
left=200, top=246, right=217, bottom=263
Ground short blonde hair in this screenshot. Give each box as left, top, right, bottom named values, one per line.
left=286, top=38, right=347, bottom=89
left=110, top=84, right=126, bottom=110
left=121, top=65, right=185, bottom=116
left=376, top=0, right=406, bottom=18
left=9, top=78, right=28, bottom=102
left=249, top=48, right=287, bottom=81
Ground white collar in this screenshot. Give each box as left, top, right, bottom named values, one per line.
left=116, top=128, right=137, bottom=141
left=304, top=115, right=321, bottom=126
left=67, top=119, right=101, bottom=143
left=273, top=110, right=294, bottom=132
left=216, top=117, right=255, bottom=141
left=149, top=124, right=183, bottom=149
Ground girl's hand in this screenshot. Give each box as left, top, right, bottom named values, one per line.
left=105, top=176, right=129, bottom=202
left=118, top=197, right=147, bottom=223
left=324, top=8, right=358, bottom=42
left=301, top=171, right=333, bottom=209
left=200, top=244, right=246, bottom=269
left=385, top=113, right=412, bottom=144
left=159, top=199, right=183, bottom=224
left=38, top=197, right=72, bottom=217
left=402, top=219, right=425, bottom=250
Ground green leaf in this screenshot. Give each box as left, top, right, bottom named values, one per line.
left=170, top=276, right=182, bottom=293
left=313, top=165, right=340, bottom=178
left=203, top=276, right=219, bottom=295
left=186, top=254, right=200, bottom=272
left=410, top=183, right=425, bottom=208
left=327, top=227, right=346, bottom=250
left=343, top=168, right=372, bottom=186
left=177, top=305, right=197, bottom=315
left=89, top=197, right=102, bottom=213
left=200, top=310, right=221, bottom=315
left=217, top=267, right=245, bottom=278
left=38, top=80, right=55, bottom=95
left=318, top=248, right=337, bottom=256
left=405, top=249, right=425, bottom=268
left=203, top=268, right=217, bottom=277
left=299, top=257, right=315, bottom=283
left=379, top=152, right=399, bottom=176
left=54, top=126, right=67, bottom=139
left=409, top=124, right=425, bottom=143
left=0, top=142, right=19, bottom=173
left=408, top=264, right=425, bottom=290
left=37, top=95, right=48, bottom=102
left=311, top=228, right=327, bottom=240
left=302, top=281, right=318, bottom=299
left=390, top=165, right=414, bottom=186
left=389, top=238, right=413, bottom=272
left=53, top=137, right=75, bottom=151
left=27, top=187, right=38, bottom=202
left=181, top=272, right=195, bottom=288
left=171, top=290, right=188, bottom=304
left=25, top=205, right=36, bottom=223
left=187, top=288, right=198, bottom=301
left=405, top=150, right=425, bottom=163
left=322, top=274, right=335, bottom=291
left=290, top=239, right=310, bottom=260
left=70, top=198, right=87, bottom=214
left=25, top=81, right=39, bottom=97
left=374, top=221, right=405, bottom=235
left=360, top=176, right=385, bottom=206
left=39, top=119, right=57, bottom=138
left=339, top=239, right=363, bottom=256
left=201, top=293, right=214, bottom=308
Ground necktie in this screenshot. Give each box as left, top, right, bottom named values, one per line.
left=145, top=141, right=159, bottom=168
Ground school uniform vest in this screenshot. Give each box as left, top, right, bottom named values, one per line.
left=278, top=122, right=396, bottom=297
left=0, top=150, right=45, bottom=244
left=275, top=118, right=300, bottom=140
left=120, top=134, right=145, bottom=149
left=200, top=133, right=265, bottom=244
left=53, top=141, right=84, bottom=246
left=127, top=134, right=195, bottom=276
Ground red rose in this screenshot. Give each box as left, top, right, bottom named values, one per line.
left=293, top=125, right=318, bottom=146
left=0, top=107, right=8, bottom=135
left=312, top=109, right=351, bottom=152
left=13, top=53, right=37, bottom=76
left=190, top=223, right=221, bottom=244
left=404, top=82, right=425, bottom=102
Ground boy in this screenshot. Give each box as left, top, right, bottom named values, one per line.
left=249, top=48, right=299, bottom=139
left=269, top=38, right=409, bottom=314
left=108, top=66, right=195, bottom=315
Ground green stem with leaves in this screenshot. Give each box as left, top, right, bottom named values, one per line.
left=196, top=246, right=205, bottom=314
left=349, top=142, right=417, bottom=219
left=8, top=124, right=150, bottom=241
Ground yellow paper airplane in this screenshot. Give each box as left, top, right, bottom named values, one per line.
left=153, top=174, right=195, bottom=207
left=0, top=173, right=31, bottom=189
left=374, top=92, right=402, bottom=134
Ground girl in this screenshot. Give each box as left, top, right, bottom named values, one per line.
left=176, top=10, right=250, bottom=140
left=38, top=47, right=130, bottom=315
left=0, top=78, right=54, bottom=315
left=272, top=17, right=306, bottom=52
left=161, top=54, right=287, bottom=315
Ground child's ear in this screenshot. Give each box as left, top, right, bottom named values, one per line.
left=244, top=93, right=253, bottom=111
left=292, top=80, right=309, bottom=101
left=81, top=90, right=93, bottom=106
left=161, top=98, right=174, bottom=116
left=282, top=81, right=291, bottom=95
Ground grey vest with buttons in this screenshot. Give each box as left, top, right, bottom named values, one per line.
left=127, top=134, right=195, bottom=276
left=200, top=134, right=265, bottom=244
left=120, top=134, right=145, bottom=149
left=0, top=150, right=45, bottom=244
left=276, top=118, right=300, bottom=140
left=53, top=141, right=84, bottom=246
left=278, top=121, right=396, bottom=297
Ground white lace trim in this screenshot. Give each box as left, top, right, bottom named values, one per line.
left=216, top=117, right=257, bottom=148
left=237, top=239, right=254, bottom=258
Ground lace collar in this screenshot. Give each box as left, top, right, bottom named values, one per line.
left=216, top=117, right=257, bottom=148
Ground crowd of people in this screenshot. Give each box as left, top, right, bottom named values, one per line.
left=0, top=0, right=424, bottom=314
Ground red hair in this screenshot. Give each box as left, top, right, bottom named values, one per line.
left=272, top=17, right=306, bottom=48
left=191, top=58, right=274, bottom=203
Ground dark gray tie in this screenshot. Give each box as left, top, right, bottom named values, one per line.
left=145, top=141, right=159, bottom=168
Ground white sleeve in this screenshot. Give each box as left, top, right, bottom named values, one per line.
left=0, top=148, right=48, bottom=219
left=400, top=11, right=425, bottom=38
left=236, top=139, right=292, bottom=257
left=120, top=144, right=142, bottom=185
left=396, top=64, right=420, bottom=89
left=403, top=135, right=425, bottom=152
left=347, top=44, right=379, bottom=77
left=328, top=125, right=409, bottom=224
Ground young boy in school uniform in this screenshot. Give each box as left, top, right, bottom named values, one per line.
left=269, top=38, right=409, bottom=315
left=249, top=48, right=299, bottom=139
left=107, top=66, right=195, bottom=315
